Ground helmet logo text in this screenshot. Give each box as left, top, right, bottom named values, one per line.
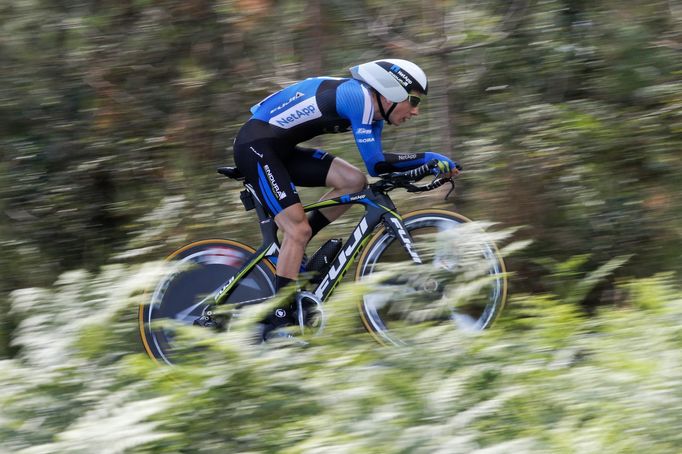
left=389, top=65, right=413, bottom=88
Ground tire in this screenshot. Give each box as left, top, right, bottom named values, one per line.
left=139, top=239, right=276, bottom=365
left=355, top=210, right=507, bottom=346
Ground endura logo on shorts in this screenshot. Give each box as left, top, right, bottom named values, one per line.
left=263, top=165, right=287, bottom=200
left=270, top=97, right=322, bottom=129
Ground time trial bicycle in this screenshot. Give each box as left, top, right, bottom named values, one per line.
left=139, top=160, right=507, bottom=365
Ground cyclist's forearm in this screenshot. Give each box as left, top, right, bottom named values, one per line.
left=373, top=152, right=427, bottom=174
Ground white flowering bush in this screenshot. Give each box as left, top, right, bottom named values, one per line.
left=1, top=258, right=681, bottom=453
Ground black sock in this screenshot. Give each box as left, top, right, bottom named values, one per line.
left=307, top=210, right=331, bottom=239
left=275, top=275, right=294, bottom=292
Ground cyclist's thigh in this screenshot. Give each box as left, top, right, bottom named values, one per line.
left=286, top=146, right=336, bottom=188
left=233, top=140, right=301, bottom=217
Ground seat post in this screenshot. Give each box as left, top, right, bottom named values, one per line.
left=223, top=166, right=279, bottom=245
left=251, top=187, right=279, bottom=245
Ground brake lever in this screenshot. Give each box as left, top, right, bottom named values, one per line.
left=444, top=178, right=455, bottom=200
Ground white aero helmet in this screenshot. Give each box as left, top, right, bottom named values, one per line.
left=349, top=59, right=428, bottom=102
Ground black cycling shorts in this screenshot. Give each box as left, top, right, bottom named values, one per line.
left=233, top=138, right=335, bottom=217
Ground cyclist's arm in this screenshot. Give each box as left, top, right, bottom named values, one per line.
left=337, top=81, right=449, bottom=176
left=365, top=116, right=460, bottom=176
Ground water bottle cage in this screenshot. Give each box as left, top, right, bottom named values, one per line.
left=307, top=239, right=343, bottom=283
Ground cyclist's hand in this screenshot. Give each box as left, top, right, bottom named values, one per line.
left=424, top=152, right=462, bottom=177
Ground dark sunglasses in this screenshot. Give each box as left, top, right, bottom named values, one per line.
left=407, top=95, right=422, bottom=107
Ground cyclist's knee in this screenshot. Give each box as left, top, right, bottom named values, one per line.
left=346, top=169, right=368, bottom=192
left=327, top=158, right=367, bottom=192
left=289, top=220, right=312, bottom=245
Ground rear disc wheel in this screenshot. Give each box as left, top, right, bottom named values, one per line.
left=139, top=239, right=275, bottom=365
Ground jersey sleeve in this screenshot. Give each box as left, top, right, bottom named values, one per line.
left=336, top=80, right=428, bottom=176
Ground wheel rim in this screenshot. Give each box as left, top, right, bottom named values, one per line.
left=358, top=214, right=506, bottom=346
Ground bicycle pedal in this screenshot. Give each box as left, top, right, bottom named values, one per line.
left=193, top=313, right=226, bottom=331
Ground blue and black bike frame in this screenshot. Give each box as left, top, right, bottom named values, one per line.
left=212, top=182, right=422, bottom=307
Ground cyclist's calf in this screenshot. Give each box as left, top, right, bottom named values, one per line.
left=274, top=204, right=312, bottom=280
left=276, top=204, right=312, bottom=246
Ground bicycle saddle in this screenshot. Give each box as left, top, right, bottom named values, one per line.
left=217, top=166, right=244, bottom=181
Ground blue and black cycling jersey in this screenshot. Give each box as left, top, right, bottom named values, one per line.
left=238, top=77, right=427, bottom=176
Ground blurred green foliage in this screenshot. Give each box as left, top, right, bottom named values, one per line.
left=2, top=262, right=682, bottom=452
left=1, top=2, right=680, bottom=269
left=2, top=0, right=680, bottom=286
left=1, top=0, right=682, bottom=447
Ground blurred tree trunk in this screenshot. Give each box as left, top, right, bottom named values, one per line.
left=426, top=2, right=454, bottom=153
left=305, top=0, right=323, bottom=75
left=434, top=53, right=454, bottom=153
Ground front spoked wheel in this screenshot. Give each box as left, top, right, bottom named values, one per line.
left=356, top=210, right=507, bottom=346
left=139, top=239, right=276, bottom=365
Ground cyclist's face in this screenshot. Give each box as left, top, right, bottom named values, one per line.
left=389, top=93, right=421, bottom=125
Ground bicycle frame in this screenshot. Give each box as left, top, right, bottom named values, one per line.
left=212, top=183, right=423, bottom=307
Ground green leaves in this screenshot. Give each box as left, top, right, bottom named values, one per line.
left=2, top=262, right=682, bottom=452
left=536, top=254, right=631, bottom=305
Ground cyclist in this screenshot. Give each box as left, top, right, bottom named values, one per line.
left=198, top=59, right=460, bottom=337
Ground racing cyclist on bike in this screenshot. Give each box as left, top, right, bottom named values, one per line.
left=195, top=59, right=460, bottom=338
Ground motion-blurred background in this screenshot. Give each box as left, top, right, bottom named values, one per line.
left=1, top=1, right=681, bottom=452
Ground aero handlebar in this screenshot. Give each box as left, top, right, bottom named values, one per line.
left=376, top=159, right=456, bottom=194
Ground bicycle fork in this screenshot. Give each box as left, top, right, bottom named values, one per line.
left=383, top=214, right=423, bottom=264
